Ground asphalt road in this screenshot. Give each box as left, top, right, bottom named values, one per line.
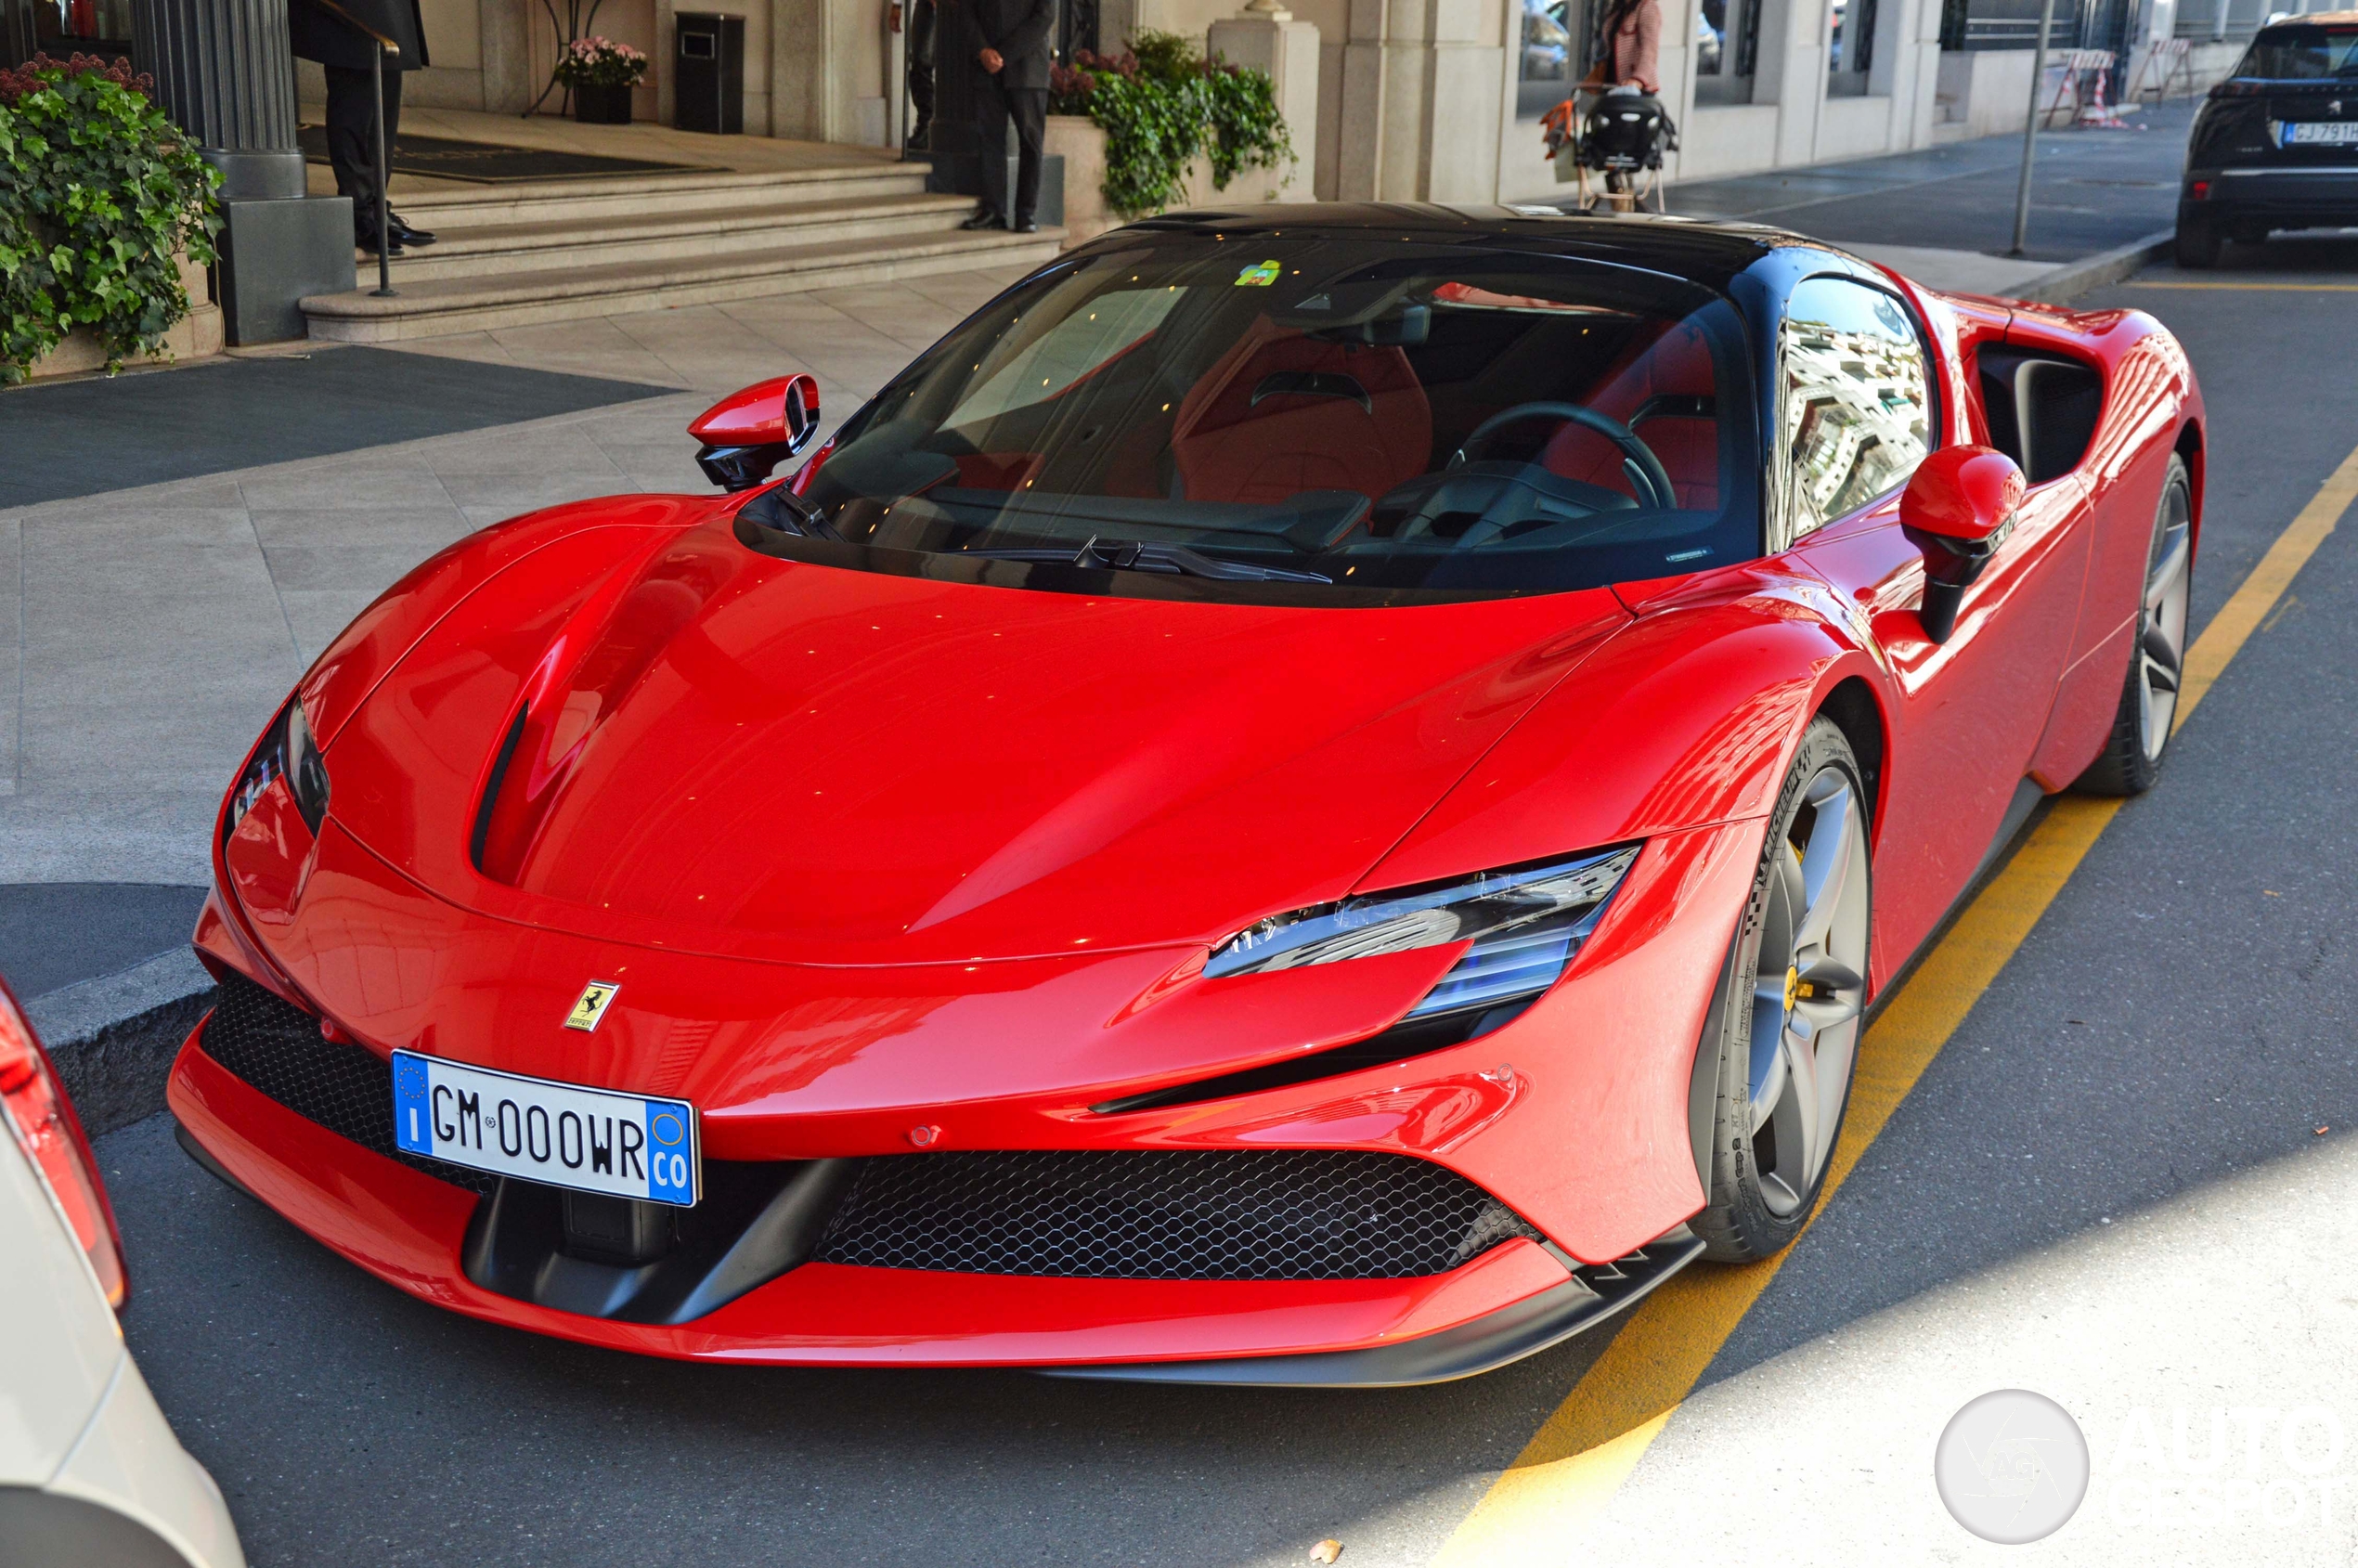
left=84, top=235, right=2358, bottom=1566
left=1667, top=101, right=2198, bottom=260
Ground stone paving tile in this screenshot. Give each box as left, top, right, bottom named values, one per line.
left=434, top=471, right=646, bottom=512
left=279, top=589, right=387, bottom=666
left=246, top=508, right=468, bottom=550
left=259, top=544, right=463, bottom=593
left=237, top=469, right=457, bottom=512
left=420, top=426, right=627, bottom=476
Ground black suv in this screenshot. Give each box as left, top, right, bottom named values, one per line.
left=2178, top=13, right=2358, bottom=266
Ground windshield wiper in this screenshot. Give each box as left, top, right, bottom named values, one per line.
left=739, top=484, right=843, bottom=539
left=965, top=537, right=1331, bottom=583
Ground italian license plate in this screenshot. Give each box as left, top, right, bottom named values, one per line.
left=391, top=1050, right=698, bottom=1205
left=2286, top=121, right=2358, bottom=145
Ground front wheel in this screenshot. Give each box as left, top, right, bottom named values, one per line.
left=1692, top=718, right=1872, bottom=1263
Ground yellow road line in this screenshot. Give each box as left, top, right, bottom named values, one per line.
left=2129, top=281, right=2358, bottom=292
left=1431, top=435, right=2358, bottom=1566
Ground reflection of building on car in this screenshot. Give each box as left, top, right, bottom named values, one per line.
left=175, top=207, right=2203, bottom=1386
left=2176, top=12, right=2358, bottom=267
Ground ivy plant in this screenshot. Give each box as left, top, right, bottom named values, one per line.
left=0, top=55, right=220, bottom=383
left=1052, top=32, right=1295, bottom=220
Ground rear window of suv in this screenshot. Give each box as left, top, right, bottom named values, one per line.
left=2236, top=23, right=2358, bottom=80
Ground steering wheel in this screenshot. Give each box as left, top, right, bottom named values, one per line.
left=1451, top=401, right=1677, bottom=512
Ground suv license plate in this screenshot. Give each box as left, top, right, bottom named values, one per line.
left=392, top=1050, right=698, bottom=1206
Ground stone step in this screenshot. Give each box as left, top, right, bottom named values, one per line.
left=1931, top=119, right=1977, bottom=144
left=304, top=225, right=1062, bottom=342
left=378, top=190, right=983, bottom=281
left=390, top=160, right=939, bottom=231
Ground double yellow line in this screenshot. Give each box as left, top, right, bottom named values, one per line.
left=1433, top=437, right=2358, bottom=1564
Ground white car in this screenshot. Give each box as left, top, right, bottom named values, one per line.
left=0, top=983, right=244, bottom=1568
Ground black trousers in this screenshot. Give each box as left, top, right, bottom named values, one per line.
left=975, top=78, right=1045, bottom=226
left=322, top=60, right=404, bottom=236
left=907, top=0, right=936, bottom=129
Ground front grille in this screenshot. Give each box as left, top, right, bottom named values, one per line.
left=199, top=970, right=496, bottom=1196
left=813, top=1149, right=1540, bottom=1279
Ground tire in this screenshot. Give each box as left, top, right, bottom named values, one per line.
left=2074, top=454, right=2193, bottom=797
left=1691, top=717, right=1872, bottom=1263
left=2174, top=214, right=2222, bottom=269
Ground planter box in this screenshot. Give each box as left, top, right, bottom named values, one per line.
left=1044, top=115, right=1112, bottom=247
left=572, top=81, right=634, bottom=124
left=23, top=253, right=223, bottom=382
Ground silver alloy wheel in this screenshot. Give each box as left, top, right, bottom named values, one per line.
left=1744, top=767, right=1872, bottom=1216
left=2137, top=480, right=2193, bottom=760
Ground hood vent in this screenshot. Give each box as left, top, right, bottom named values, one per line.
left=471, top=704, right=530, bottom=875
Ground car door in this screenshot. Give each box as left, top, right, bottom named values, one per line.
left=1778, top=276, right=2092, bottom=974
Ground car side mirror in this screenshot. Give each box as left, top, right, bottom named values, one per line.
left=689, top=373, right=821, bottom=492
left=1899, top=446, right=2025, bottom=644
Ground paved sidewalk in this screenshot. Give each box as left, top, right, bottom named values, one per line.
left=0, top=264, right=1032, bottom=902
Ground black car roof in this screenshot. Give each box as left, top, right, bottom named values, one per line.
left=1100, top=203, right=1862, bottom=297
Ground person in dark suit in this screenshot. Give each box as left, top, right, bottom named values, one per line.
left=288, top=0, right=436, bottom=253
left=957, top=0, right=1054, bottom=232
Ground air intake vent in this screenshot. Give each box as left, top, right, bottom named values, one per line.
left=199, top=970, right=497, bottom=1195
left=812, top=1149, right=1540, bottom=1279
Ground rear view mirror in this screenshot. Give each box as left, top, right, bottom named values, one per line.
left=689, top=373, right=822, bottom=492
left=1899, top=445, right=2025, bottom=643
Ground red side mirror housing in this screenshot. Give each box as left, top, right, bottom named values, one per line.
left=688, top=373, right=821, bottom=491
left=1899, top=445, right=2025, bottom=643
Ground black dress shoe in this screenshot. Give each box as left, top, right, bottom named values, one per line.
left=1014, top=218, right=1039, bottom=234
left=356, top=231, right=406, bottom=257
left=960, top=210, right=1006, bottom=231
left=388, top=213, right=436, bottom=245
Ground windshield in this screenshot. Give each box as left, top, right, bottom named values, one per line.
left=2237, top=24, right=2358, bottom=79
left=771, top=236, right=1761, bottom=601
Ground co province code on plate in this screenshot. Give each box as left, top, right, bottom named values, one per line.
left=392, top=1050, right=699, bottom=1205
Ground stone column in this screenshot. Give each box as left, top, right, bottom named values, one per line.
left=136, top=0, right=357, bottom=343
left=1207, top=0, right=1318, bottom=201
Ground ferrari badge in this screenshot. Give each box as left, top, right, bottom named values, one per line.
left=565, top=981, right=620, bottom=1032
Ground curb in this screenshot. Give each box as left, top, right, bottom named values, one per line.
left=29, top=951, right=214, bottom=1139
left=2016, top=229, right=2174, bottom=304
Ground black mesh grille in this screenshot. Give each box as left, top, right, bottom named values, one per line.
left=813, top=1150, right=1541, bottom=1279
left=200, top=970, right=496, bottom=1196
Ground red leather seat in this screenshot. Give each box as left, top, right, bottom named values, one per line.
left=1539, top=320, right=1720, bottom=509
left=1170, top=318, right=1433, bottom=504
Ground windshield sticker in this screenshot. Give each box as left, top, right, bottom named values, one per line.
left=1236, top=259, right=1281, bottom=287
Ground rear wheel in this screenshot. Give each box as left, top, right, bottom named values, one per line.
left=1692, top=719, right=1872, bottom=1263
left=2074, top=455, right=2192, bottom=796
left=2174, top=214, right=2223, bottom=269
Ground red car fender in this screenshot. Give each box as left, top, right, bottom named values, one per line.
left=1363, top=561, right=1869, bottom=893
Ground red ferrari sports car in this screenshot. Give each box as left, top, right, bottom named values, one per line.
left=171, top=207, right=2202, bottom=1383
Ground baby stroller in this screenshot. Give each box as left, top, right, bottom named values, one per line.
left=1542, top=87, right=1678, bottom=214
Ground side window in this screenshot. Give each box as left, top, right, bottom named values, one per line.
left=1779, top=278, right=1934, bottom=540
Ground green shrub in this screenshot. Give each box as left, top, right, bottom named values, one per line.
left=0, top=54, right=220, bottom=383
left=1050, top=34, right=1294, bottom=220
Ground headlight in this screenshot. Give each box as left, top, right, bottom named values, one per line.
left=226, top=695, right=330, bottom=840
left=1206, top=845, right=1639, bottom=1019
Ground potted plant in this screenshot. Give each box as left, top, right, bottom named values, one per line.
left=556, top=37, right=649, bottom=124
left=0, top=52, right=220, bottom=382
left=1046, top=34, right=1291, bottom=227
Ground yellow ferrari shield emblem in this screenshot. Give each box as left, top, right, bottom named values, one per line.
left=564, top=981, right=620, bottom=1032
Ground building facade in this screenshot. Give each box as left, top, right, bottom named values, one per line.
left=6, top=0, right=2338, bottom=200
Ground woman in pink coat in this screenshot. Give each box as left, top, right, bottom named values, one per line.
left=1591, top=0, right=1662, bottom=94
